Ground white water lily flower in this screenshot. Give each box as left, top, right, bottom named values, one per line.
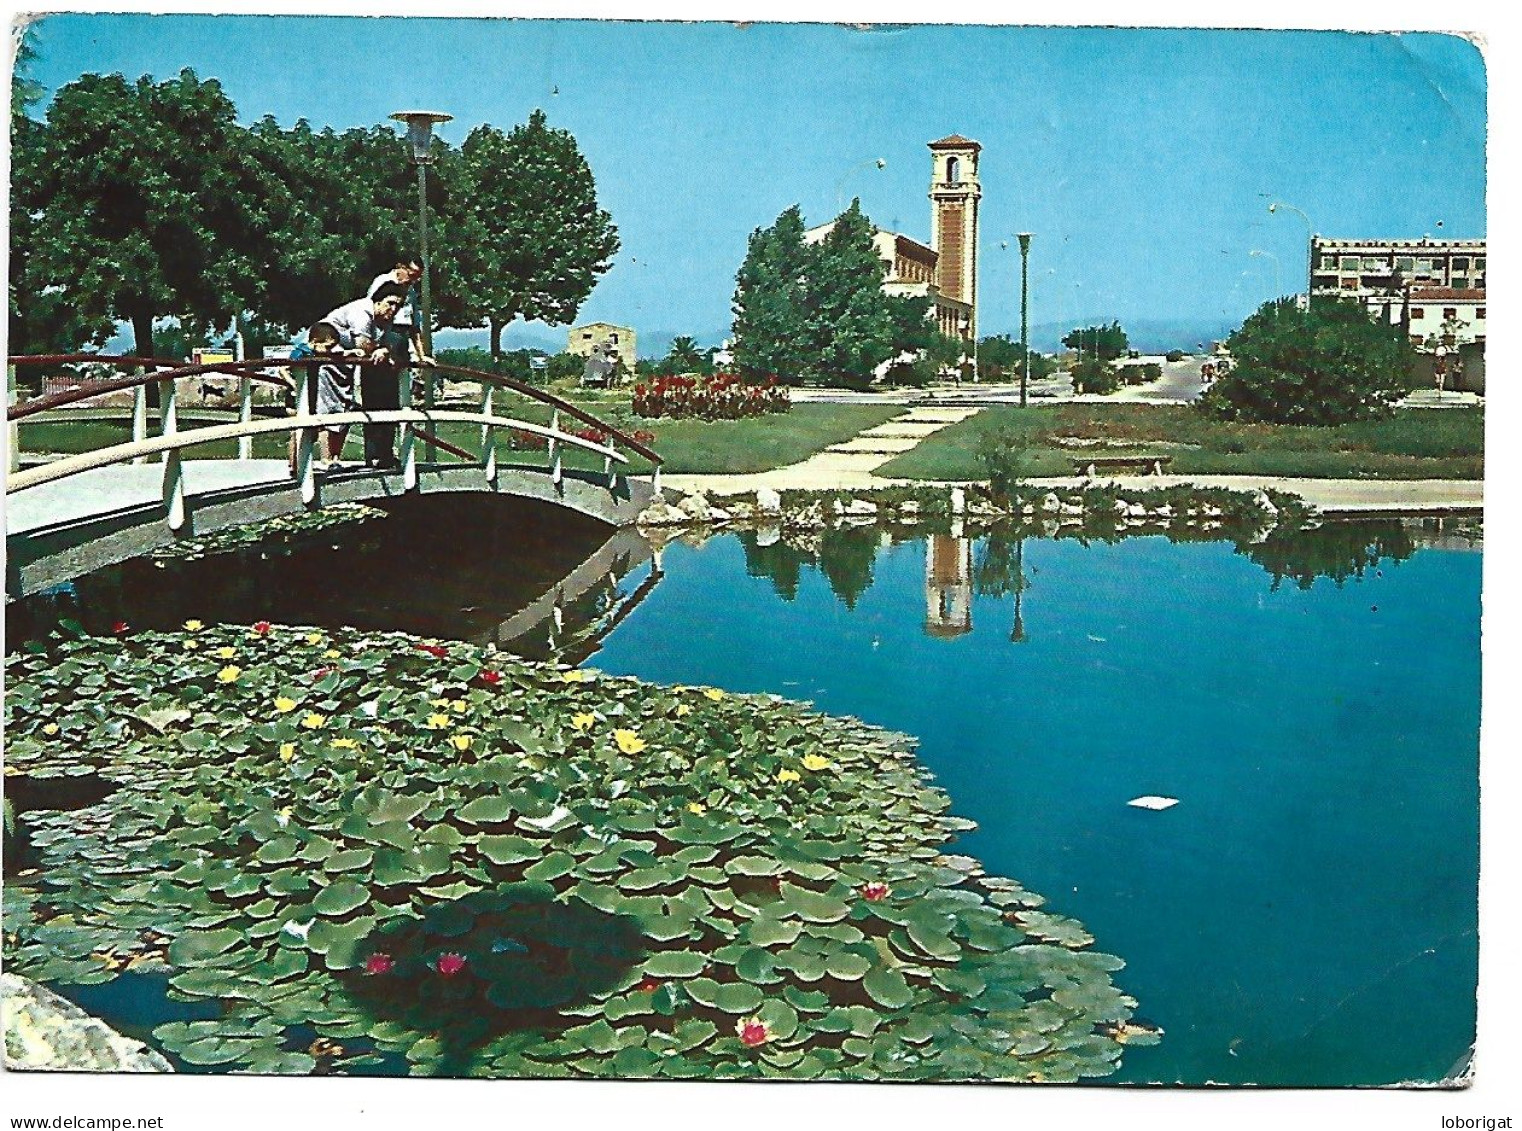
left=361, top=700, right=380, bottom=718
left=519, top=805, right=573, bottom=831
left=281, top=918, right=314, bottom=941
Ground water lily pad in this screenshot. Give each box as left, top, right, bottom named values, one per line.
left=862, top=966, right=914, bottom=1009
left=643, top=950, right=706, bottom=978
left=457, top=795, right=515, bottom=825
left=167, top=927, right=244, bottom=966
left=311, top=880, right=370, bottom=916
left=477, top=835, right=542, bottom=865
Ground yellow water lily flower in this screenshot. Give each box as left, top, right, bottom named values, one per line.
left=274, top=696, right=298, bottom=714
left=675, top=704, right=693, bottom=717
left=184, top=619, right=204, bottom=632
left=801, top=754, right=831, bottom=772
left=571, top=713, right=596, bottom=732
left=182, top=639, right=200, bottom=651
left=451, top=734, right=473, bottom=752
left=300, top=713, right=326, bottom=730
left=41, top=723, right=59, bottom=736
left=776, top=768, right=801, bottom=784
left=703, top=688, right=725, bottom=701
left=560, top=670, right=588, bottom=683
left=451, top=700, right=468, bottom=713
left=614, top=729, right=647, bottom=755
left=306, top=633, right=324, bottom=645
left=217, top=665, right=241, bottom=684
left=686, top=802, right=707, bottom=815
left=330, top=737, right=359, bottom=750
left=426, top=713, right=450, bottom=730
left=324, top=649, right=341, bottom=660
left=279, top=742, right=296, bottom=762
left=216, top=646, right=237, bottom=660
left=430, top=698, right=452, bottom=709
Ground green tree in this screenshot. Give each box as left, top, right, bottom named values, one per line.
left=1200, top=296, right=1415, bottom=425
left=1062, top=321, right=1129, bottom=362
left=731, top=205, right=813, bottom=382
left=662, top=335, right=704, bottom=374
left=800, top=201, right=898, bottom=386
left=453, top=112, right=620, bottom=358
left=30, top=69, right=293, bottom=358
left=977, top=335, right=1054, bottom=381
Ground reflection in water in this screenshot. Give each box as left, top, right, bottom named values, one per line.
left=925, top=530, right=973, bottom=638
left=1233, top=516, right=1477, bottom=591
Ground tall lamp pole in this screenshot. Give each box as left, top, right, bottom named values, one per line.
left=390, top=110, right=453, bottom=359
left=1016, top=233, right=1032, bottom=407
left=1268, top=201, right=1314, bottom=304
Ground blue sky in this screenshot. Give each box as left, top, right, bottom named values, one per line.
left=19, top=14, right=1487, bottom=351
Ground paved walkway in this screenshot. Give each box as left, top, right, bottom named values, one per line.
left=665, top=405, right=981, bottom=494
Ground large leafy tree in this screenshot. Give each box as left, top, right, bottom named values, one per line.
left=732, top=201, right=932, bottom=387
left=1200, top=296, right=1415, bottom=425
left=662, top=335, right=705, bottom=374
left=31, top=69, right=289, bottom=357
left=453, top=112, right=620, bottom=357
left=1062, top=320, right=1129, bottom=362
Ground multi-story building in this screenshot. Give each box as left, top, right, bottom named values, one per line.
left=1309, top=237, right=1486, bottom=347
left=567, top=322, right=636, bottom=371
left=802, top=133, right=982, bottom=369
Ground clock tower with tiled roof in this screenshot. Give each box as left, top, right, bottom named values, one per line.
left=928, top=134, right=981, bottom=342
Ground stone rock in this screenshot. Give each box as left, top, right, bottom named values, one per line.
left=636, top=502, right=689, bottom=527
left=1251, top=490, right=1279, bottom=518
left=1125, top=503, right=1149, bottom=519
left=785, top=503, right=827, bottom=530
left=1152, top=504, right=1174, bottom=519
left=755, top=487, right=783, bottom=514
left=1041, top=492, right=1062, bottom=513
left=708, top=507, right=733, bottom=524
left=1058, top=503, right=1085, bottom=519
left=843, top=499, right=877, bottom=517
left=898, top=500, right=921, bottom=516
left=3, top=974, right=172, bottom=1072
left=1112, top=498, right=1131, bottom=517
left=676, top=492, right=712, bottom=521
left=754, top=524, right=781, bottom=547
left=724, top=501, right=756, bottom=522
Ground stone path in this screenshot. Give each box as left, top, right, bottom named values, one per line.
left=664, top=406, right=981, bottom=495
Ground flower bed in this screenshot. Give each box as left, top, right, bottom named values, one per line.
left=633, top=373, right=790, bottom=421
left=5, top=624, right=1154, bottom=1081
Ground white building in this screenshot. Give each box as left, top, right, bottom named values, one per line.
left=1309, top=236, right=1486, bottom=349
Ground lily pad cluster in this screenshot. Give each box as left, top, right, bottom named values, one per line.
left=5, top=623, right=1157, bottom=1080
left=151, top=503, right=388, bottom=563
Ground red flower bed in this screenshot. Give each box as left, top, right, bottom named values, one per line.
left=632, top=372, right=790, bottom=421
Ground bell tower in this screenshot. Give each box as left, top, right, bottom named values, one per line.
left=928, top=134, right=982, bottom=339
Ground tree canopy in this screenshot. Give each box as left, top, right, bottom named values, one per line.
left=1062, top=321, right=1129, bottom=362
left=1199, top=297, right=1415, bottom=425
left=731, top=201, right=935, bottom=387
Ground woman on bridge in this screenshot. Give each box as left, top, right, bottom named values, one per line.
left=315, top=283, right=407, bottom=469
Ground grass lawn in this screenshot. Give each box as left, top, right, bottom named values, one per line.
left=18, top=402, right=902, bottom=477
left=875, top=403, right=1484, bottom=481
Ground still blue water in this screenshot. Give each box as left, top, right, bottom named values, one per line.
left=587, top=529, right=1481, bottom=1086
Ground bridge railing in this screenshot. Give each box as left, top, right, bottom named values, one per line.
left=6, top=355, right=664, bottom=531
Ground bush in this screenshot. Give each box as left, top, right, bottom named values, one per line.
left=1165, top=350, right=1185, bottom=363
left=632, top=373, right=790, bottom=421
left=1072, top=358, right=1120, bottom=395
left=1198, top=297, right=1415, bottom=426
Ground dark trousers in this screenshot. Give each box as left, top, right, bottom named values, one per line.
left=361, top=365, right=401, bottom=464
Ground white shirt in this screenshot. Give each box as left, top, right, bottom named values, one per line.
left=322, top=297, right=379, bottom=351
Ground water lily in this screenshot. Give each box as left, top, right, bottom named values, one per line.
left=217, top=665, right=241, bottom=684
left=41, top=722, right=59, bottom=736
left=436, top=952, right=467, bottom=977
left=776, top=768, right=801, bottom=784
left=278, top=742, right=296, bottom=762
left=330, top=737, right=359, bottom=750
left=301, top=712, right=326, bottom=730
left=801, top=754, right=831, bottom=772
left=636, top=977, right=662, bottom=993
left=675, top=704, right=693, bottom=717
left=451, top=700, right=468, bottom=713
left=184, top=619, right=204, bottom=632
left=481, top=670, right=503, bottom=687
left=430, top=698, right=452, bottom=709
left=216, top=646, right=237, bottom=660
left=323, top=650, right=341, bottom=661
left=251, top=620, right=272, bottom=636
left=451, top=734, right=473, bottom=752
left=571, top=713, right=596, bottom=732
left=306, top=632, right=323, bottom=645
left=274, top=696, right=298, bottom=714
left=364, top=952, right=395, bottom=976
left=426, top=713, right=450, bottom=730
left=686, top=801, right=707, bottom=815
left=312, top=666, right=335, bottom=680
left=614, top=729, right=647, bottom=755
left=417, top=643, right=448, bottom=659
left=560, top=670, right=587, bottom=683
left=703, top=688, right=725, bottom=701
left=182, top=639, right=200, bottom=652
left=111, top=620, right=130, bottom=634
left=861, top=882, right=891, bottom=902
left=281, top=918, right=314, bottom=941
left=736, top=1016, right=771, bottom=1047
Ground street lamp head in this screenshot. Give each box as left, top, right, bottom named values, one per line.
left=1016, top=232, right=1032, bottom=253
left=389, top=110, right=453, bottom=163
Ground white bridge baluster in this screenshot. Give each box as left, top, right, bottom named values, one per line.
left=160, top=376, right=186, bottom=531
left=481, top=384, right=497, bottom=485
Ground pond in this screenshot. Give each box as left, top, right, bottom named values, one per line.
left=6, top=498, right=1481, bottom=1086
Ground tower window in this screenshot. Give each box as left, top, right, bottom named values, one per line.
left=946, top=156, right=960, bottom=184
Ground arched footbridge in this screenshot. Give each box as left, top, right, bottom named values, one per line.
left=5, top=355, right=663, bottom=599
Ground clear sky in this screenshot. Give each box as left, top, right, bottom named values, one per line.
left=17, top=13, right=1488, bottom=350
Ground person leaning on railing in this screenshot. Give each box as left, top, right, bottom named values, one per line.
left=365, top=260, right=436, bottom=471
left=314, top=284, right=406, bottom=472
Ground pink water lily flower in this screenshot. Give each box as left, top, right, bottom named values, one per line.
left=861, top=882, right=891, bottom=903
left=251, top=620, right=273, bottom=635
left=364, top=952, right=395, bottom=975
left=436, top=952, right=467, bottom=977
left=736, top=1016, right=771, bottom=1047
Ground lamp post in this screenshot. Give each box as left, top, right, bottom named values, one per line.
left=390, top=110, right=453, bottom=359
left=835, top=157, right=887, bottom=213
left=1015, top=233, right=1032, bottom=406
left=1267, top=201, right=1314, bottom=302
left=1248, top=249, right=1282, bottom=302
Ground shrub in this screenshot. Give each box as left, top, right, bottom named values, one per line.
left=1165, top=350, right=1185, bottom=363
left=1072, top=358, right=1120, bottom=395
left=632, top=372, right=790, bottom=421
left=1198, top=297, right=1415, bottom=426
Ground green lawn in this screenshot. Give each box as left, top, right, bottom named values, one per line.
left=875, top=403, right=1485, bottom=481
left=18, top=402, right=901, bottom=476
